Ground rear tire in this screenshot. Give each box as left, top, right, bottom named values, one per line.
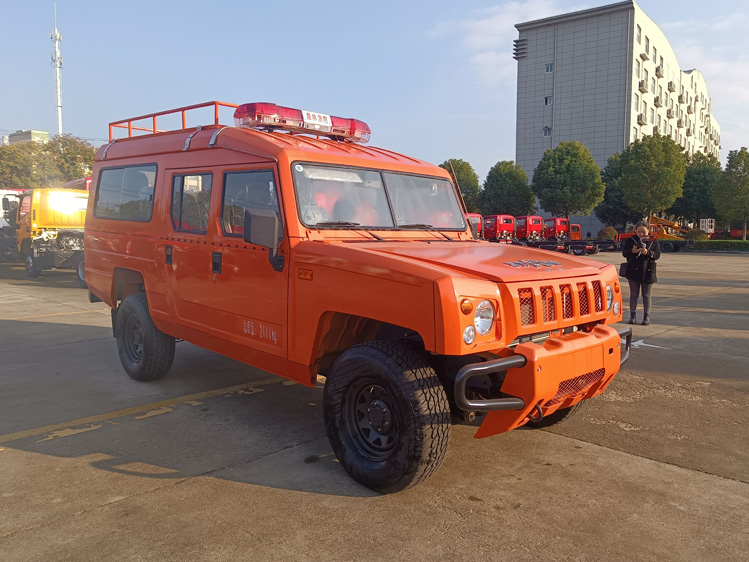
left=25, top=251, right=42, bottom=278
left=116, top=293, right=175, bottom=381
left=75, top=255, right=87, bottom=288
left=660, top=241, right=674, bottom=252
left=323, top=341, right=451, bottom=493
left=528, top=402, right=584, bottom=429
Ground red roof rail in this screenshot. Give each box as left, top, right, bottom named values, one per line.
left=108, top=101, right=239, bottom=141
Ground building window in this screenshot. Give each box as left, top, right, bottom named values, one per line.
left=644, top=69, right=648, bottom=82
left=643, top=101, right=648, bottom=115
left=652, top=47, right=657, bottom=63
left=637, top=25, right=642, bottom=44
left=649, top=108, right=654, bottom=123
left=651, top=78, right=655, bottom=93
left=658, top=86, right=663, bottom=98
left=545, top=63, right=554, bottom=73
left=635, top=59, right=640, bottom=78
left=634, top=94, right=639, bottom=112
left=645, top=36, right=650, bottom=54
left=633, top=127, right=639, bottom=140
left=657, top=115, right=662, bottom=128
left=543, top=127, right=551, bottom=137
left=660, top=56, right=664, bottom=68
left=545, top=96, right=553, bottom=105
left=669, top=125, right=673, bottom=135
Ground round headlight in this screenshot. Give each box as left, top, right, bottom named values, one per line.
left=463, top=325, right=476, bottom=345
left=613, top=301, right=620, bottom=315
left=606, top=285, right=614, bottom=311
left=474, top=299, right=495, bottom=336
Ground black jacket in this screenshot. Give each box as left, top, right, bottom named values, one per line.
left=622, top=235, right=660, bottom=283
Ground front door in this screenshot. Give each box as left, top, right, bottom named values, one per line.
left=208, top=167, right=289, bottom=358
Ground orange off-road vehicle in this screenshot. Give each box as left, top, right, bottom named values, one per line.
left=85, top=101, right=631, bottom=493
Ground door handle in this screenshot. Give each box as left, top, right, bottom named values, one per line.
left=212, top=252, right=222, bottom=274
left=165, top=245, right=173, bottom=265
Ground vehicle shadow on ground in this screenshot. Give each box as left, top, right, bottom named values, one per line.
left=0, top=319, right=378, bottom=497
left=0, top=262, right=82, bottom=289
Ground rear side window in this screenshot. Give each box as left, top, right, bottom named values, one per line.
left=94, top=164, right=157, bottom=221
left=171, top=173, right=212, bottom=233
left=221, top=169, right=281, bottom=237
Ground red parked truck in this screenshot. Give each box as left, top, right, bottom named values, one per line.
left=483, top=214, right=515, bottom=243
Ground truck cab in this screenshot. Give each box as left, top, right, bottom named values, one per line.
left=86, top=101, right=631, bottom=493
left=515, top=215, right=544, bottom=241
left=12, top=187, right=88, bottom=285
left=483, top=214, right=515, bottom=242
left=544, top=217, right=570, bottom=240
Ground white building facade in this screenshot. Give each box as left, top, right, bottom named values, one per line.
left=513, top=0, right=721, bottom=230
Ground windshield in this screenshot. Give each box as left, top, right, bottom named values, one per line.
left=292, top=163, right=466, bottom=230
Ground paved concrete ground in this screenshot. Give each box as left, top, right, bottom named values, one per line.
left=1, top=252, right=747, bottom=561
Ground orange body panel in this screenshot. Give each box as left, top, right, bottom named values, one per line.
left=475, top=325, right=622, bottom=437
left=86, top=102, right=627, bottom=437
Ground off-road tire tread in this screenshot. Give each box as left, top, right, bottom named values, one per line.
left=116, top=293, right=175, bottom=381
left=324, top=340, right=451, bottom=493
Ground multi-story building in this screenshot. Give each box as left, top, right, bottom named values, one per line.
left=513, top=0, right=721, bottom=230
left=7, top=130, right=50, bottom=145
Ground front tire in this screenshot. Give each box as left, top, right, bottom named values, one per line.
left=660, top=240, right=674, bottom=252
left=75, top=255, right=87, bottom=288
left=116, top=293, right=175, bottom=381
left=25, top=250, right=42, bottom=278
left=323, top=341, right=451, bottom=493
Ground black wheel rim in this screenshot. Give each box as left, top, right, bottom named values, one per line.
left=343, top=382, right=400, bottom=461
left=123, top=315, right=144, bottom=364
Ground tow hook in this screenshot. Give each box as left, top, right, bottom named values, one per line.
left=528, top=402, right=544, bottom=423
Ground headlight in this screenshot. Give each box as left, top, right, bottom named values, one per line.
left=613, top=301, right=620, bottom=315
left=463, top=325, right=476, bottom=345
left=606, top=285, right=614, bottom=311
left=474, top=299, right=495, bottom=336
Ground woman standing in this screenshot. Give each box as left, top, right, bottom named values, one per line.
left=622, top=221, right=661, bottom=325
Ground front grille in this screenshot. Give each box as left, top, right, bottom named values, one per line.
left=544, top=368, right=606, bottom=407
left=592, top=281, right=604, bottom=312
left=516, top=280, right=605, bottom=326
left=540, top=286, right=555, bottom=322
left=577, top=283, right=589, bottom=315
left=560, top=285, right=573, bottom=319
left=518, top=288, right=535, bottom=325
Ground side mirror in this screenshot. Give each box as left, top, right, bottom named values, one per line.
left=1, top=198, right=8, bottom=211
left=243, top=208, right=284, bottom=272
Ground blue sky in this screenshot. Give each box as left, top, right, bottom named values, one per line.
left=1, top=0, right=746, bottom=180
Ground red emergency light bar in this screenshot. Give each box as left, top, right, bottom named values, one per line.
left=233, top=102, right=371, bottom=143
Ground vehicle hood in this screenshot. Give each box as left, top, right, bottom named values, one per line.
left=344, top=240, right=604, bottom=282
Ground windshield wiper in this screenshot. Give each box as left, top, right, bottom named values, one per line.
left=398, top=223, right=454, bottom=241
left=314, top=221, right=384, bottom=241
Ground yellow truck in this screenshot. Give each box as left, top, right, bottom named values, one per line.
left=2, top=187, right=89, bottom=286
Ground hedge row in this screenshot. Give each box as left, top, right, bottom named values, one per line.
left=690, top=240, right=749, bottom=251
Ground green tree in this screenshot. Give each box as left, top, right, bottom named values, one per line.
left=619, top=133, right=686, bottom=220
left=531, top=140, right=604, bottom=219
left=477, top=160, right=535, bottom=216
left=714, top=147, right=749, bottom=240
left=44, top=134, right=96, bottom=181
left=0, top=142, right=61, bottom=192
left=668, top=152, right=720, bottom=223
left=439, top=158, right=481, bottom=213
left=594, top=152, right=643, bottom=230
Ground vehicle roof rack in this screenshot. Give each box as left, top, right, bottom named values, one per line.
left=109, top=101, right=238, bottom=141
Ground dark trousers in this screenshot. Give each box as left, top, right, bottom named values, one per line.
left=628, top=279, right=653, bottom=317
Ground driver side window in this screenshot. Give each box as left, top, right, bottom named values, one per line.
left=221, top=169, right=282, bottom=237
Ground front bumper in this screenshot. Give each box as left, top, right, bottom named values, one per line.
left=454, top=324, right=632, bottom=438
